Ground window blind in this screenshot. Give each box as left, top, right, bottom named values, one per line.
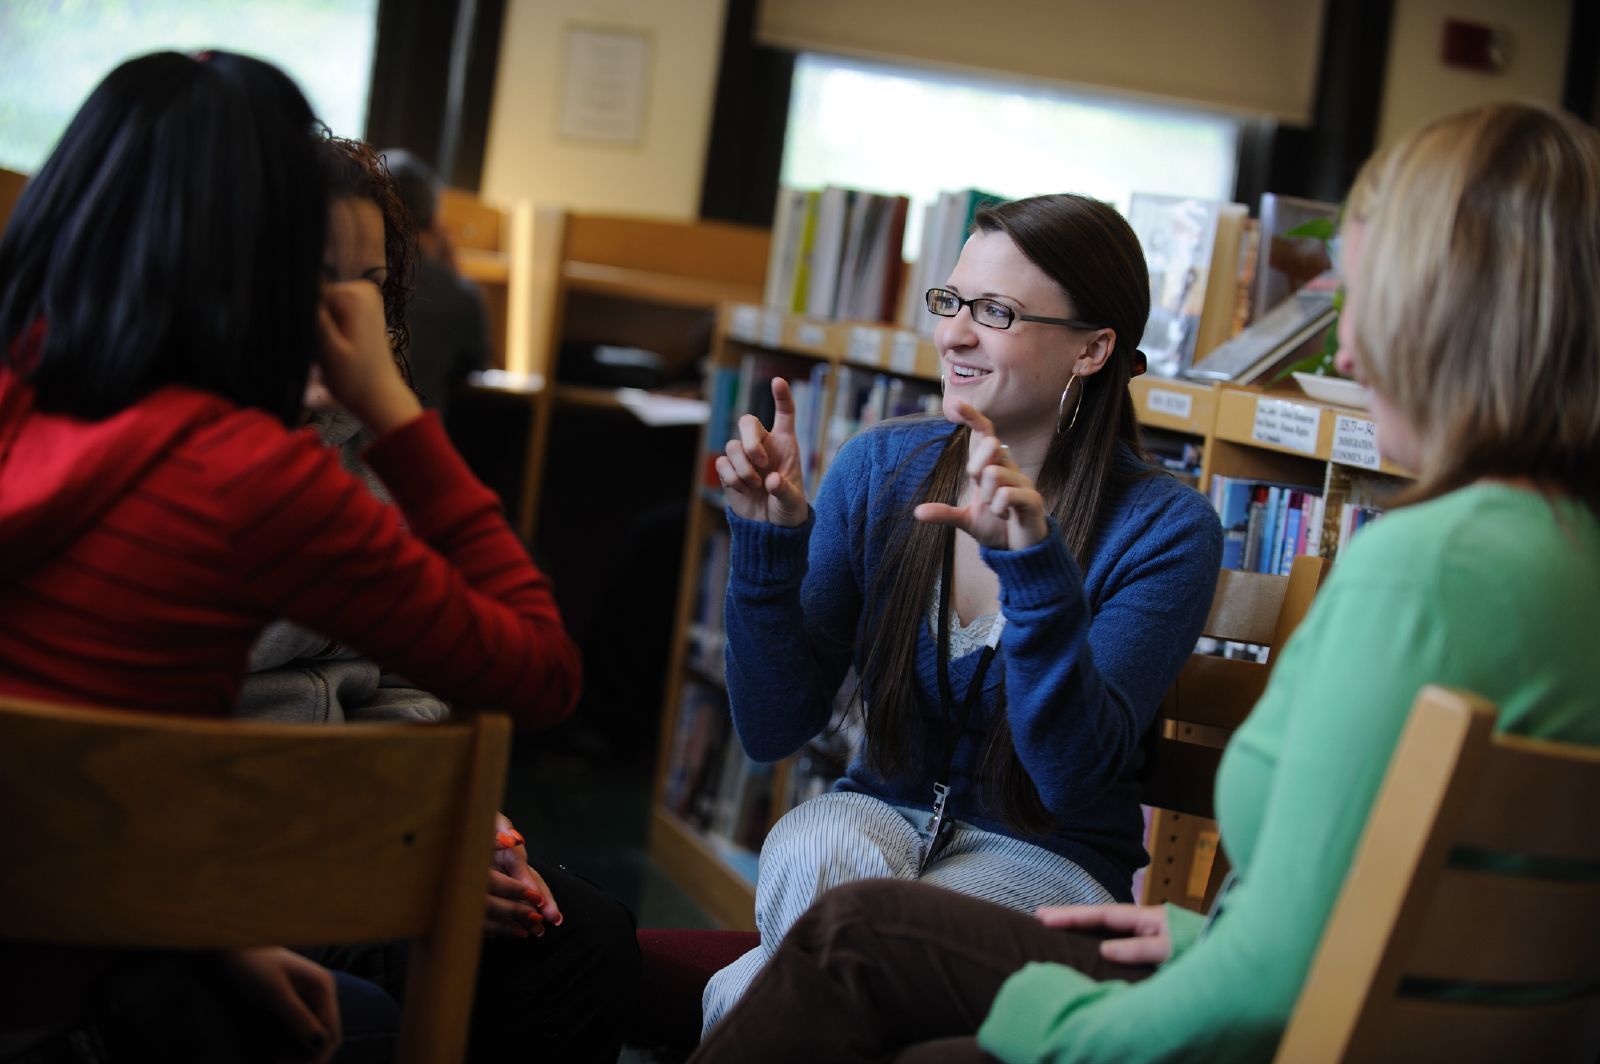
left=755, top=0, right=1326, bottom=125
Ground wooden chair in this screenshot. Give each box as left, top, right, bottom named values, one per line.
left=1276, top=686, right=1600, bottom=1062
left=0, top=695, right=511, bottom=1064
left=1140, top=554, right=1330, bottom=911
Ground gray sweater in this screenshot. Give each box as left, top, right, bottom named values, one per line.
left=236, top=410, right=449, bottom=724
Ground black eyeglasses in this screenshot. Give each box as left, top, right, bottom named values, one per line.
left=925, top=288, right=1105, bottom=332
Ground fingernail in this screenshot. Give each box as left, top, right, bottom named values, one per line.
left=521, top=909, right=544, bottom=925
left=496, top=831, right=518, bottom=849
left=553, top=913, right=564, bottom=927
left=533, top=923, right=545, bottom=938
left=510, top=829, right=525, bottom=846
left=523, top=889, right=543, bottom=905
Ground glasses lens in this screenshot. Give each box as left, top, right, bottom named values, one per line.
left=972, top=299, right=1014, bottom=329
left=926, top=289, right=959, bottom=316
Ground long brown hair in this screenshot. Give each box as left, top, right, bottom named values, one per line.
left=858, top=194, right=1152, bottom=833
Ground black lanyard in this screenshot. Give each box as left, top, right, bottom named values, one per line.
left=920, top=527, right=999, bottom=872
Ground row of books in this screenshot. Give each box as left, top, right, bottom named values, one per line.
left=685, top=530, right=730, bottom=683
left=1212, top=475, right=1326, bottom=574
left=1323, top=463, right=1396, bottom=560
left=1141, top=430, right=1204, bottom=487
left=762, top=183, right=1340, bottom=382
left=661, top=681, right=773, bottom=854
left=702, top=355, right=940, bottom=495
left=744, top=663, right=866, bottom=820
left=764, top=186, right=911, bottom=325
left=1211, top=467, right=1393, bottom=573
left=894, top=188, right=1006, bottom=335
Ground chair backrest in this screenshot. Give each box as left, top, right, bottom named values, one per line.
left=1141, top=554, right=1329, bottom=910
left=1276, top=686, right=1600, bottom=1062
left=0, top=695, right=511, bottom=1064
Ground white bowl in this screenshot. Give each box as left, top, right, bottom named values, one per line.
left=1292, top=372, right=1370, bottom=410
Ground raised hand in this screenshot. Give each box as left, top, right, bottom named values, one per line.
left=913, top=399, right=1048, bottom=549
left=1036, top=902, right=1174, bottom=966
left=715, top=377, right=808, bottom=527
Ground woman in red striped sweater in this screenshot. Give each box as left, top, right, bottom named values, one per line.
left=0, top=50, right=583, bottom=1061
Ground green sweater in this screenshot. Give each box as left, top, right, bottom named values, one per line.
left=980, top=483, right=1600, bottom=1062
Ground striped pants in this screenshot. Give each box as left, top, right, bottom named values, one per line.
left=700, top=790, right=1115, bottom=1035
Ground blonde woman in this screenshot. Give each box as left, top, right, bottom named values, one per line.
left=690, top=102, right=1600, bottom=1064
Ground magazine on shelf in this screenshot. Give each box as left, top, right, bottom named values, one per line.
left=1128, top=193, right=1243, bottom=378
left=1184, top=277, right=1337, bottom=384
left=1251, top=193, right=1340, bottom=325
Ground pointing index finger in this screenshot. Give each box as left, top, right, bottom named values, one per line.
left=947, top=398, right=997, bottom=440
left=770, top=376, right=796, bottom=435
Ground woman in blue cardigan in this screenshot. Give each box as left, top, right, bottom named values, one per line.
left=693, top=103, right=1600, bottom=1064
left=702, top=194, right=1224, bottom=1030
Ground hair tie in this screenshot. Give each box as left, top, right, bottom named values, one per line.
left=1131, top=349, right=1149, bottom=378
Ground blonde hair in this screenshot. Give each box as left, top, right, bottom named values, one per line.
left=1344, top=103, right=1600, bottom=516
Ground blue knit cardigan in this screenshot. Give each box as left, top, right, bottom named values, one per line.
left=724, top=416, right=1223, bottom=898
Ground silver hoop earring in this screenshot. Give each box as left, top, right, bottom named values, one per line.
left=940, top=374, right=947, bottom=398
left=1056, top=374, right=1085, bottom=435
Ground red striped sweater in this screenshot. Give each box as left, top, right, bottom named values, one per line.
left=0, top=370, right=579, bottom=727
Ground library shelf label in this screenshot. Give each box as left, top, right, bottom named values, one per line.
left=848, top=327, right=885, bottom=367
left=729, top=305, right=761, bottom=343
left=1330, top=414, right=1382, bottom=470
left=760, top=310, right=784, bottom=348
left=890, top=331, right=921, bottom=375
left=1252, top=397, right=1321, bottom=455
left=797, top=323, right=828, bottom=349
left=1146, top=387, right=1194, bottom=420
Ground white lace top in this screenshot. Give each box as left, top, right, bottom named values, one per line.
left=928, top=572, right=1006, bottom=657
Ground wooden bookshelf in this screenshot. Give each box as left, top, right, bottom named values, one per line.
left=437, top=187, right=535, bottom=377
left=649, top=809, right=759, bottom=931
left=649, top=304, right=1413, bottom=926
left=508, top=211, right=770, bottom=545
left=1130, top=376, right=1216, bottom=437
left=1210, top=386, right=1411, bottom=478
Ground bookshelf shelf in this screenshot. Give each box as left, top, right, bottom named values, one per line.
left=448, top=209, right=767, bottom=559
left=562, top=261, right=763, bottom=309
left=456, top=248, right=512, bottom=285
left=724, top=304, right=942, bottom=381
left=683, top=657, right=727, bottom=691
left=1130, top=376, right=1215, bottom=437
left=648, top=809, right=759, bottom=931
left=1211, top=386, right=1411, bottom=477
left=551, top=382, right=628, bottom=410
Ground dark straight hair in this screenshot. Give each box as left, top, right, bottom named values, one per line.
left=0, top=50, right=328, bottom=424
left=858, top=193, right=1153, bottom=834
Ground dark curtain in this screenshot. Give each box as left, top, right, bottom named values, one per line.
left=1233, top=0, right=1395, bottom=210
left=697, top=0, right=795, bottom=226
left=365, top=0, right=506, bottom=190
